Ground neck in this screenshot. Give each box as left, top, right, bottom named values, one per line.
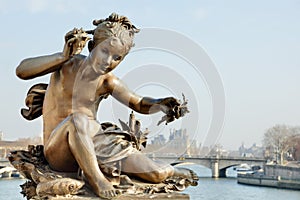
left=79, top=57, right=102, bottom=80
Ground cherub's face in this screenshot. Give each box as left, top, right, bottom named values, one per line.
left=91, top=37, right=127, bottom=75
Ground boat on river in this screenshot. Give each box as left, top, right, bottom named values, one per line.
left=0, top=166, right=23, bottom=178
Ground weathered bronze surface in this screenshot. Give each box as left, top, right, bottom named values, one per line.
left=12, top=13, right=198, bottom=199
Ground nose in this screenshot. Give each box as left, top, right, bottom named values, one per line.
left=102, top=55, right=112, bottom=66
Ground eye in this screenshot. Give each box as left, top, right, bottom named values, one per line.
left=69, top=184, right=75, bottom=192
left=101, top=48, right=108, bottom=54
left=113, top=55, right=122, bottom=61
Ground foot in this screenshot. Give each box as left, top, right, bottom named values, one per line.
left=173, top=167, right=199, bottom=186
left=97, top=188, right=122, bottom=199
left=93, top=180, right=123, bottom=199
left=83, top=175, right=122, bottom=199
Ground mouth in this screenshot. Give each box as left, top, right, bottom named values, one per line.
left=96, top=65, right=112, bottom=74
left=105, top=67, right=113, bottom=73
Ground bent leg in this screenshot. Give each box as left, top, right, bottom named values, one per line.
left=121, top=151, right=199, bottom=184
left=44, top=113, right=120, bottom=198
left=121, top=151, right=174, bottom=183
left=44, top=115, right=79, bottom=172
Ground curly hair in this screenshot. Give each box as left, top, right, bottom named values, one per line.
left=87, top=13, right=139, bottom=53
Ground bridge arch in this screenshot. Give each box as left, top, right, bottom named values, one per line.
left=219, top=164, right=240, bottom=178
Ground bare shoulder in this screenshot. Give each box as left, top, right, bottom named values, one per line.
left=101, top=72, right=123, bottom=91
left=61, top=54, right=86, bottom=69
left=71, top=54, right=86, bottom=65
left=103, top=72, right=117, bottom=85
left=74, top=54, right=86, bottom=61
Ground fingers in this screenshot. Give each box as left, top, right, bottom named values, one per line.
left=64, top=30, right=75, bottom=42
left=64, top=28, right=81, bottom=42
left=63, top=28, right=90, bottom=57
left=174, top=105, right=181, bottom=119
left=161, top=96, right=189, bottom=123
left=67, top=37, right=77, bottom=47
left=64, top=37, right=83, bottom=57
left=164, top=97, right=180, bottom=106
left=161, top=97, right=180, bottom=114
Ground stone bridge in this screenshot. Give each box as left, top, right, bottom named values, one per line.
left=151, top=155, right=266, bottom=178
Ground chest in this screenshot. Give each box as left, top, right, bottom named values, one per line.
left=51, top=66, right=108, bottom=104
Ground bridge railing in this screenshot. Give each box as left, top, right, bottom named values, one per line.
left=147, top=154, right=266, bottom=161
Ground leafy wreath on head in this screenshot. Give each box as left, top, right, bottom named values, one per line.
left=86, top=13, right=140, bottom=52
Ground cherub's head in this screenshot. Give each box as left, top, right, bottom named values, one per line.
left=87, top=13, right=139, bottom=54
left=86, top=13, right=139, bottom=74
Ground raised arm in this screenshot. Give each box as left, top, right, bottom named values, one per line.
left=16, top=53, right=68, bottom=80
left=16, top=28, right=90, bottom=80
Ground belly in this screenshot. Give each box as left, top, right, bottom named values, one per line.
left=42, top=79, right=101, bottom=140
left=43, top=99, right=98, bottom=142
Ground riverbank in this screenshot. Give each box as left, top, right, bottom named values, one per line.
left=237, top=173, right=300, bottom=190
left=237, top=164, right=300, bottom=190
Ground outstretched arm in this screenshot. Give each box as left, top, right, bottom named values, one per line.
left=16, top=28, right=90, bottom=80
left=105, top=75, right=180, bottom=115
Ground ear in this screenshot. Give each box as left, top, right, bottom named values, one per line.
left=88, top=40, right=95, bottom=52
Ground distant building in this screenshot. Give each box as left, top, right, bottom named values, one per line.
left=238, top=143, right=264, bottom=157
left=144, top=129, right=200, bottom=156
left=0, top=140, right=28, bottom=158
left=208, top=144, right=229, bottom=157
left=168, top=129, right=189, bottom=154
left=0, top=136, right=42, bottom=158
left=228, top=150, right=240, bottom=157
left=151, top=134, right=166, bottom=146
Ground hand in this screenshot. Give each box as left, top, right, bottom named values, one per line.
left=160, top=97, right=181, bottom=119
left=157, top=95, right=189, bottom=126
left=63, top=28, right=90, bottom=58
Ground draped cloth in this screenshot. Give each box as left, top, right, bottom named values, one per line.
left=21, top=83, right=48, bottom=120
left=94, top=123, right=138, bottom=185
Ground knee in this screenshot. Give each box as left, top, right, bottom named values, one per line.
left=69, top=112, right=89, bottom=124
left=68, top=112, right=89, bottom=133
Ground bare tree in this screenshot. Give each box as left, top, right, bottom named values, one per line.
left=263, top=124, right=300, bottom=164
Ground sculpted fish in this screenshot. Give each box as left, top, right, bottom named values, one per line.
left=36, top=178, right=84, bottom=197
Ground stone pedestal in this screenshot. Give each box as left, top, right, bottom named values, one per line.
left=47, top=193, right=190, bottom=200
left=9, top=147, right=197, bottom=200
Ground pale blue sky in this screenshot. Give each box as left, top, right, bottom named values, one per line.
left=0, top=0, right=299, bottom=150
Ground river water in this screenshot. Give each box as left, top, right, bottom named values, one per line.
left=1, top=165, right=300, bottom=200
